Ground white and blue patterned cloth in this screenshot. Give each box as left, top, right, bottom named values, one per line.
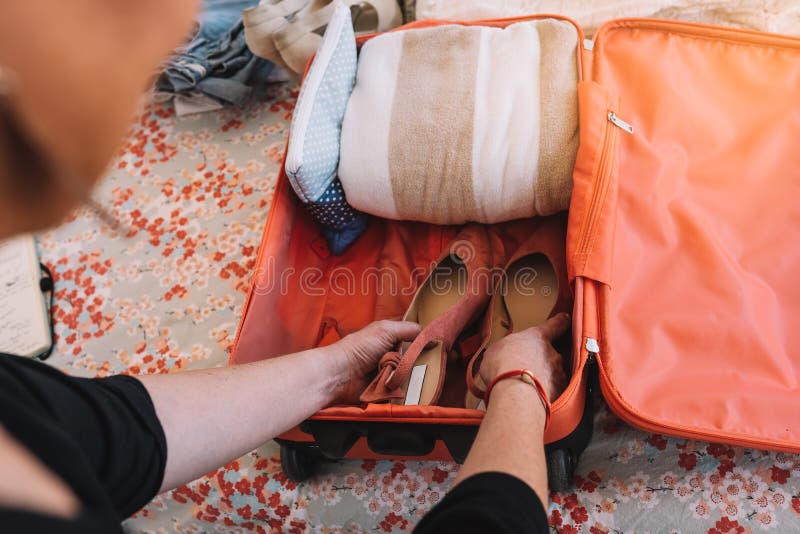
left=284, top=1, right=366, bottom=255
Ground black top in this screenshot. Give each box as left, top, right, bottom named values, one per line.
left=0, top=354, right=165, bottom=533
left=0, top=353, right=548, bottom=533
left=414, top=472, right=549, bottom=533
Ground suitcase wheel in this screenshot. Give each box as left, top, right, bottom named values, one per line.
left=546, top=448, right=576, bottom=493
left=280, top=444, right=319, bottom=482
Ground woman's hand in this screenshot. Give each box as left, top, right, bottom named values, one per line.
left=454, top=312, right=571, bottom=500
left=143, top=319, right=420, bottom=492
left=330, top=320, right=421, bottom=403
left=478, top=313, right=570, bottom=402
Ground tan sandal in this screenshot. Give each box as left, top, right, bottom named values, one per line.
left=360, top=225, right=499, bottom=406
left=465, top=217, right=572, bottom=410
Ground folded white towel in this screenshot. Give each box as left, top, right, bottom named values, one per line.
left=338, top=19, right=580, bottom=224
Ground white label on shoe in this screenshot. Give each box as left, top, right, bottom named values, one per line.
left=404, top=365, right=428, bottom=406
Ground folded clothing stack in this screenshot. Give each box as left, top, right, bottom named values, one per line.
left=284, top=8, right=580, bottom=254
left=338, top=19, right=580, bottom=224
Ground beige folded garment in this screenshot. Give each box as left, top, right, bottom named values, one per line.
left=414, top=0, right=800, bottom=38
left=337, top=19, right=579, bottom=225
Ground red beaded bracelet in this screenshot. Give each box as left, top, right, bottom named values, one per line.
left=484, top=369, right=551, bottom=430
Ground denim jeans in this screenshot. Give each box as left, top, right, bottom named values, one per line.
left=158, top=0, right=274, bottom=105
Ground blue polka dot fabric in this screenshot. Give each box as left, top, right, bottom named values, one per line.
left=304, top=178, right=357, bottom=229
left=284, top=2, right=366, bottom=255
left=305, top=178, right=367, bottom=255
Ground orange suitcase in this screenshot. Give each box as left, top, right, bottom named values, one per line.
left=231, top=15, right=800, bottom=490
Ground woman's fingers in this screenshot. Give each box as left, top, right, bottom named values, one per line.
left=535, top=313, right=571, bottom=341
left=338, top=320, right=421, bottom=376
left=371, top=320, right=421, bottom=344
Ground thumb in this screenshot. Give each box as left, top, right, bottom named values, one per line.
left=536, top=313, right=571, bottom=341
left=369, top=320, right=421, bottom=345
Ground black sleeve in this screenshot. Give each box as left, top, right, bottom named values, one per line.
left=0, top=354, right=167, bottom=519
left=413, top=472, right=550, bottom=534
left=0, top=508, right=122, bottom=534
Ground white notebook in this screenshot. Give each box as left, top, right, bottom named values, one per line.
left=0, top=235, right=51, bottom=357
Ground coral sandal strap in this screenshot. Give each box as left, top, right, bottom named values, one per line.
left=384, top=334, right=443, bottom=391
left=359, top=351, right=405, bottom=403
left=484, top=369, right=551, bottom=430
left=359, top=321, right=448, bottom=403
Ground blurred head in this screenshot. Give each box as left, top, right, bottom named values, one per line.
left=0, top=0, right=199, bottom=239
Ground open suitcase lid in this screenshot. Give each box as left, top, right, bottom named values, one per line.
left=575, top=19, right=800, bottom=450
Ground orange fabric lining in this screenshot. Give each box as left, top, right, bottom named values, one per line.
left=566, top=81, right=619, bottom=285
left=591, top=19, right=800, bottom=450
left=233, top=200, right=586, bottom=442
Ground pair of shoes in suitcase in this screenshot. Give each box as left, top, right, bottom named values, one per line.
left=359, top=218, right=572, bottom=408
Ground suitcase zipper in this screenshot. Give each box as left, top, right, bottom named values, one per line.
left=585, top=337, right=600, bottom=356
left=607, top=112, right=633, bottom=134
left=575, top=111, right=632, bottom=257
left=585, top=338, right=600, bottom=395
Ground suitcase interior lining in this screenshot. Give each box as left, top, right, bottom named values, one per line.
left=591, top=20, right=800, bottom=447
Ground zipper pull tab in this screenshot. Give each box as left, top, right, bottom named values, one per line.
left=608, top=112, right=634, bottom=134
left=585, top=338, right=600, bottom=363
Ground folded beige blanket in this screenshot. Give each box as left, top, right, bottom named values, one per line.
left=337, top=19, right=579, bottom=225
left=414, top=0, right=800, bottom=38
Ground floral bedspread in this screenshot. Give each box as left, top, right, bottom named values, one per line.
left=36, top=84, right=800, bottom=533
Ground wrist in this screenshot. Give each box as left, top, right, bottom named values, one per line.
left=317, top=345, right=352, bottom=403
left=489, top=380, right=547, bottom=426
left=484, top=371, right=550, bottom=430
